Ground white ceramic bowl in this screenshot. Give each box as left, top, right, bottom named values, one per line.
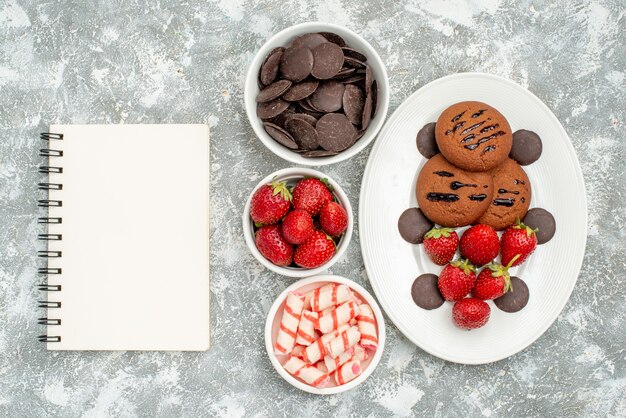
left=265, top=275, right=386, bottom=394
left=243, top=167, right=353, bottom=277
left=244, top=21, right=390, bottom=166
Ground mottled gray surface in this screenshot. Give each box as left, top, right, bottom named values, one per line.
left=1, top=0, right=624, bottom=417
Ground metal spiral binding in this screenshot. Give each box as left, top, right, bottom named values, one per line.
left=38, top=218, right=62, bottom=224
left=39, top=166, right=63, bottom=174
left=38, top=336, right=61, bottom=342
left=37, top=200, right=62, bottom=207
left=38, top=132, right=63, bottom=344
left=39, top=149, right=63, bottom=157
left=38, top=183, right=63, bottom=190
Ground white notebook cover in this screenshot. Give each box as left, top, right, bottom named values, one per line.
left=45, top=124, right=210, bottom=351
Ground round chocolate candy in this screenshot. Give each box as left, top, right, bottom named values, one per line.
left=361, top=92, right=372, bottom=130
left=494, top=276, right=529, bottom=313
left=300, top=149, right=339, bottom=158
left=280, top=46, right=314, bottom=82
left=282, top=80, right=319, bottom=101
left=257, top=99, right=290, bottom=119
left=319, top=32, right=346, bottom=47
left=256, top=79, right=292, bottom=103
left=259, top=47, right=284, bottom=86
left=270, top=107, right=296, bottom=128
left=309, top=81, right=345, bottom=113
left=334, top=67, right=355, bottom=79
left=341, top=74, right=365, bottom=84
left=284, top=113, right=317, bottom=126
left=285, top=118, right=319, bottom=151
left=311, top=42, right=344, bottom=80
left=344, top=56, right=366, bottom=69
left=292, top=33, right=328, bottom=50
left=263, top=122, right=298, bottom=150
left=365, top=65, right=372, bottom=93
left=510, top=129, right=543, bottom=165
left=343, top=84, right=365, bottom=125
left=411, top=274, right=445, bottom=310
left=316, top=113, right=357, bottom=152
left=397, top=207, right=433, bottom=244
left=341, top=47, right=367, bottom=62
left=416, top=122, right=439, bottom=159
left=371, top=80, right=378, bottom=119
left=522, top=208, right=556, bottom=244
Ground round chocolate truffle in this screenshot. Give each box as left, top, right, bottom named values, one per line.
left=411, top=274, right=445, bottom=310
left=416, top=122, right=438, bottom=159
left=523, top=207, right=556, bottom=244
left=398, top=208, right=434, bottom=244
left=494, top=276, right=529, bottom=313
left=510, top=129, right=542, bottom=165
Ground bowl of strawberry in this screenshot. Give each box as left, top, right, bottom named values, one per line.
left=243, top=167, right=353, bottom=277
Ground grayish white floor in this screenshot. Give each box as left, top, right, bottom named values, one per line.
left=0, top=0, right=624, bottom=416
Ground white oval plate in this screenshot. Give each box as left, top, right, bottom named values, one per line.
left=359, top=73, right=587, bottom=364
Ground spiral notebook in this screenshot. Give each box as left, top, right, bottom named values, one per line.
left=38, top=124, right=210, bottom=351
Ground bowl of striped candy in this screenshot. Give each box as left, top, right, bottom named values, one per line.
left=265, top=275, right=385, bottom=394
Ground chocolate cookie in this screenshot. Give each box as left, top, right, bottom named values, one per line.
left=416, top=154, right=494, bottom=227
left=435, top=101, right=513, bottom=172
left=411, top=274, right=445, bottom=310
left=523, top=208, right=556, bottom=244
left=477, top=158, right=531, bottom=230
left=494, top=277, right=529, bottom=313
left=397, top=207, right=433, bottom=244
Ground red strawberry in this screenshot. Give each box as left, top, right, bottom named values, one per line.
left=472, top=255, right=519, bottom=299
left=452, top=298, right=491, bottom=330
left=423, top=227, right=459, bottom=265
left=319, top=201, right=348, bottom=237
left=459, top=224, right=500, bottom=266
left=281, top=209, right=314, bottom=245
left=437, top=259, right=476, bottom=301
left=292, top=178, right=334, bottom=216
left=501, top=219, right=538, bottom=266
left=250, top=179, right=292, bottom=226
left=255, top=224, right=293, bottom=266
left=294, top=230, right=336, bottom=269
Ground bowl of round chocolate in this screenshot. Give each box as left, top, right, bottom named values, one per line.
left=244, top=22, right=389, bottom=166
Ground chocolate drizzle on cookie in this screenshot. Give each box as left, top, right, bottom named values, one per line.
left=480, top=123, right=498, bottom=133
left=427, top=192, right=459, bottom=202
left=493, top=198, right=515, bottom=207
left=461, top=134, right=475, bottom=143
left=450, top=181, right=477, bottom=190
left=483, top=145, right=496, bottom=154
left=471, top=109, right=487, bottom=118
left=434, top=171, right=454, bottom=177
left=451, top=111, right=465, bottom=122
left=460, top=122, right=485, bottom=137
left=464, top=131, right=506, bottom=150
left=469, top=194, right=487, bottom=201
left=445, top=121, right=465, bottom=136
left=498, top=189, right=520, bottom=195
